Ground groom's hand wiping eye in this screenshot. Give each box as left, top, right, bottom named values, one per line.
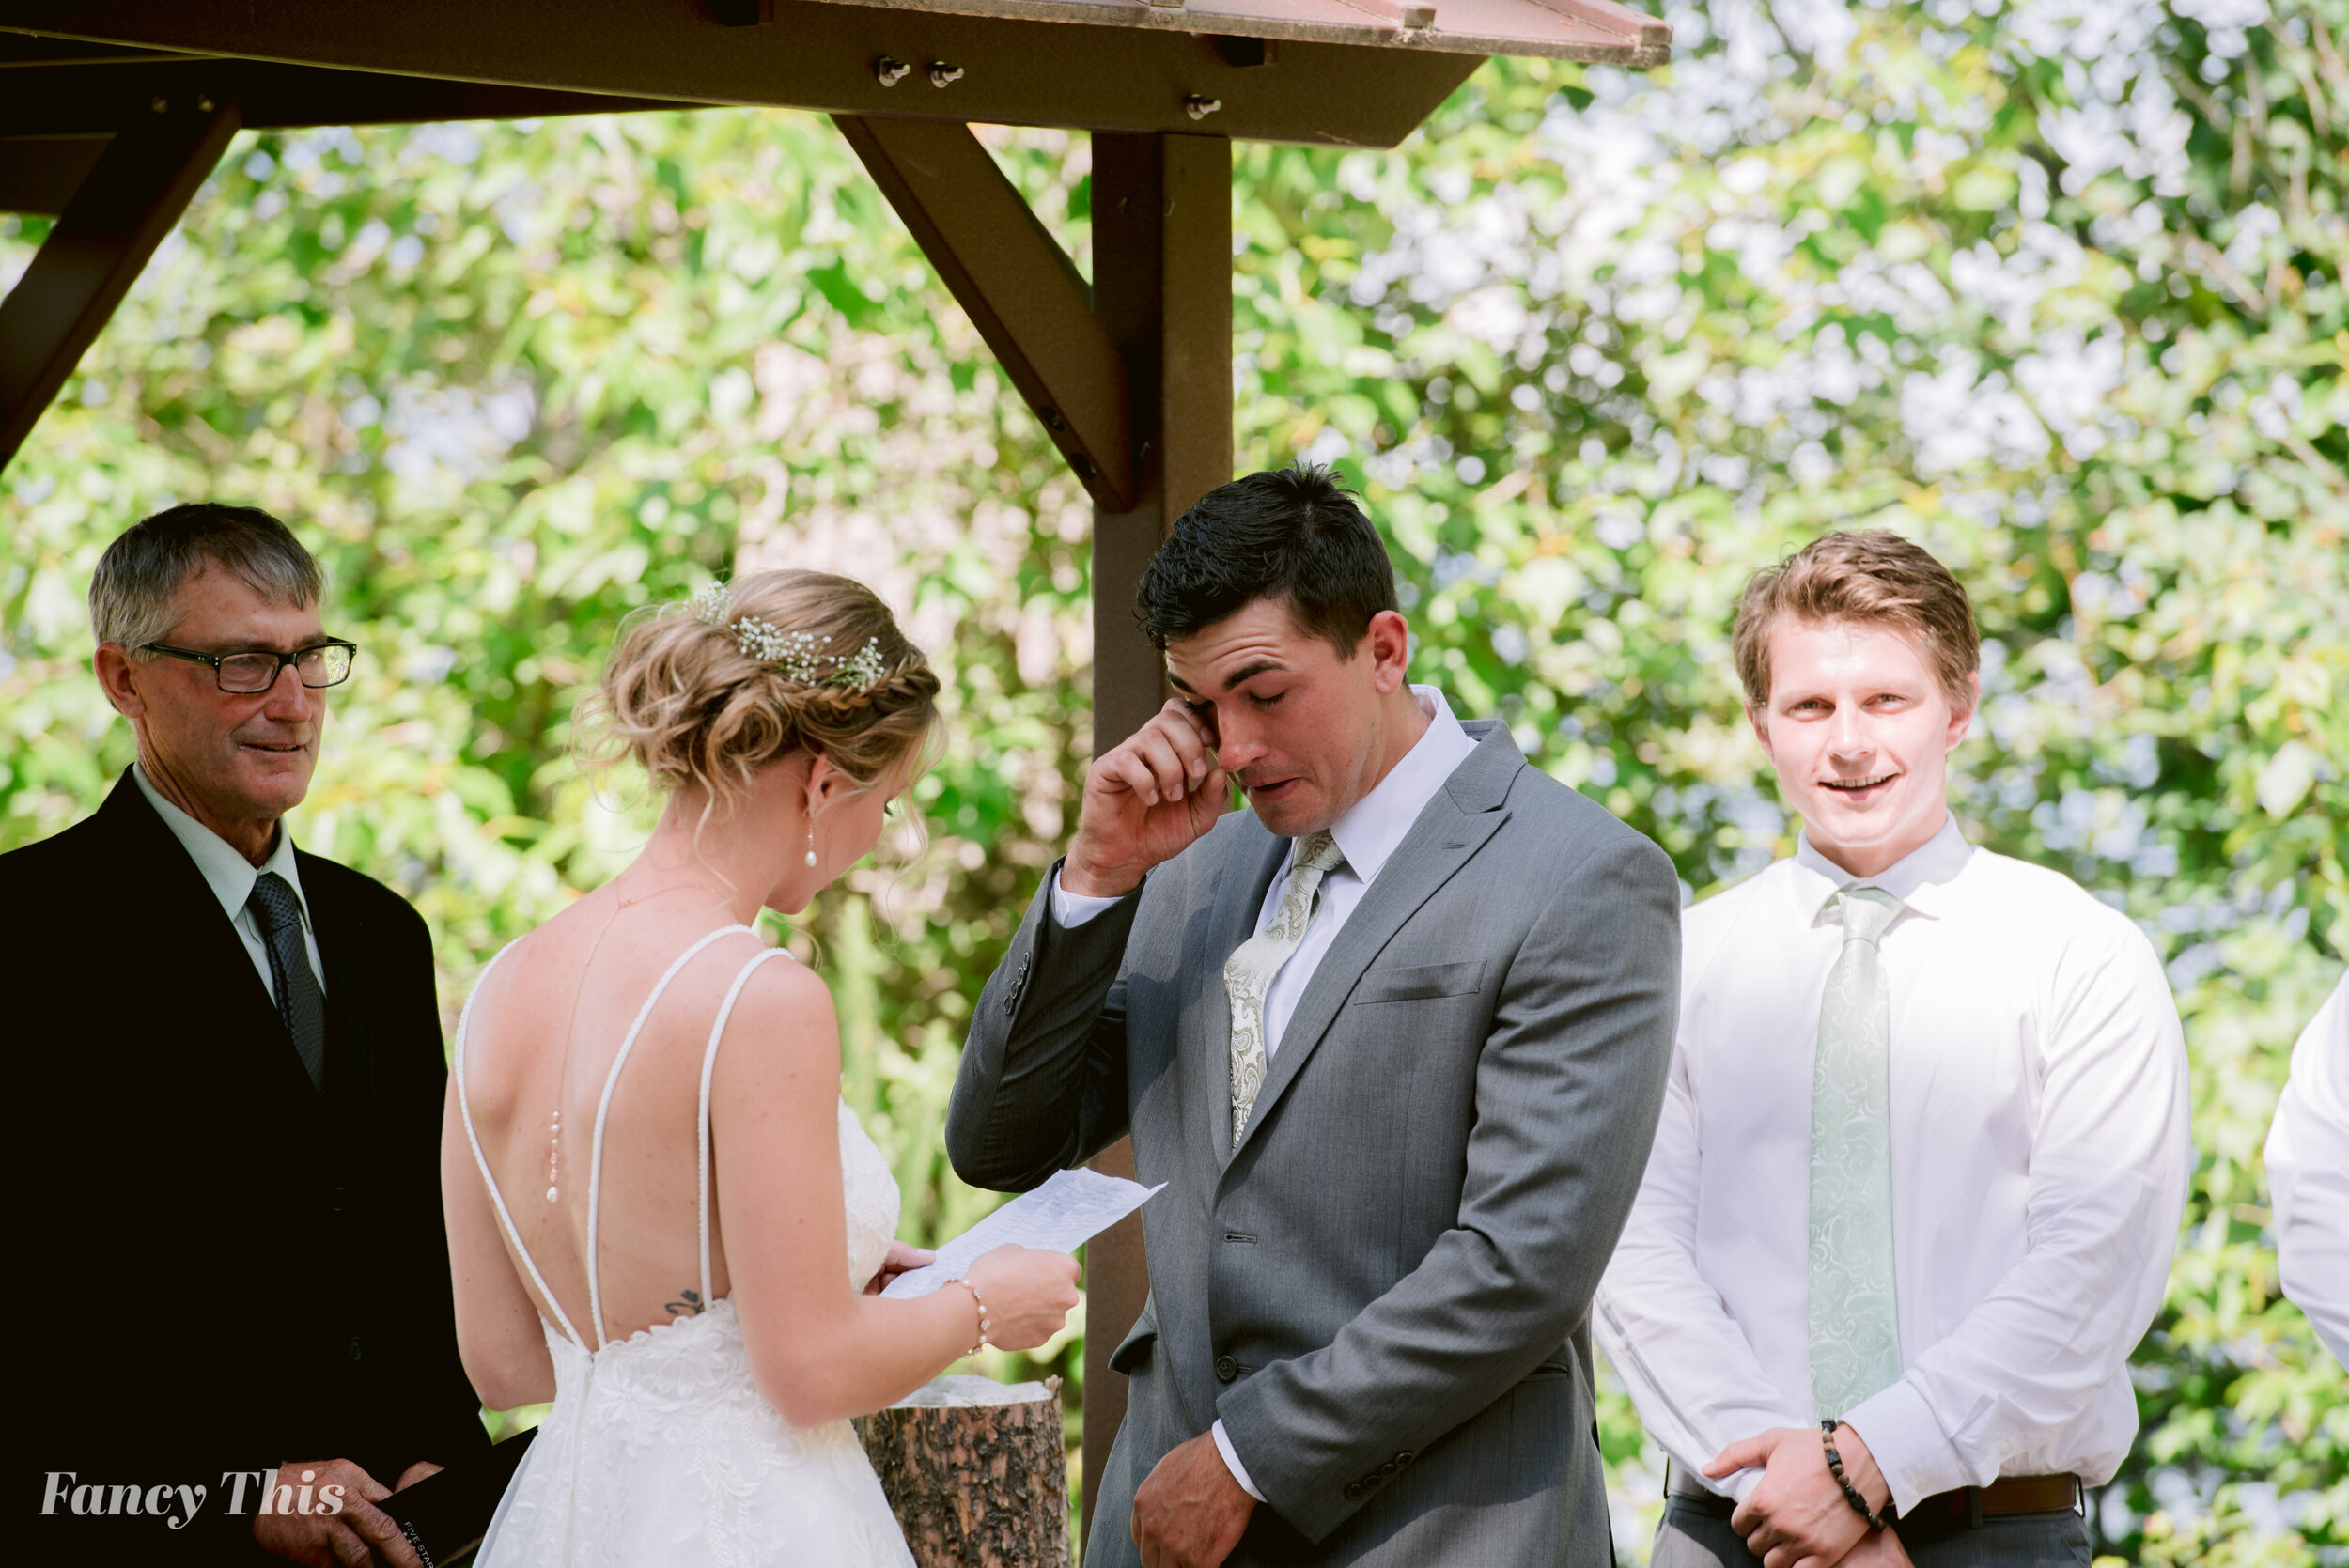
left=1183, top=699, right=1221, bottom=749
left=1065, top=700, right=1229, bottom=899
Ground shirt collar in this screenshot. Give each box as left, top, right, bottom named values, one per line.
left=133, top=763, right=310, bottom=930
left=1789, top=811, right=1972, bottom=925
left=1307, top=686, right=1480, bottom=889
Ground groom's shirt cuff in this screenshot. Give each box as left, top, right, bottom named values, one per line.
left=1210, top=1420, right=1265, bottom=1502
left=1049, top=866, right=1124, bottom=929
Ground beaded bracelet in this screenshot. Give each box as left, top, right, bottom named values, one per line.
left=947, top=1276, right=992, bottom=1358
left=1821, top=1421, right=1890, bottom=1531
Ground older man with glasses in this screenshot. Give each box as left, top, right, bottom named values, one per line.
left=5, top=504, right=485, bottom=1565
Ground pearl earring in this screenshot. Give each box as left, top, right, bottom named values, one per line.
left=805, top=823, right=818, bottom=869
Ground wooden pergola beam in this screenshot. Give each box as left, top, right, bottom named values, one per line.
left=836, top=116, right=1134, bottom=511
left=0, top=3, right=1487, bottom=147
left=0, top=136, right=109, bottom=217
left=0, top=57, right=696, bottom=137
left=0, top=93, right=241, bottom=468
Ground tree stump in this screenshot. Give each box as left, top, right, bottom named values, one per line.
left=854, top=1374, right=1071, bottom=1568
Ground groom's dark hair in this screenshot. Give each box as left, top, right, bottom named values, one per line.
left=1136, top=463, right=1399, bottom=659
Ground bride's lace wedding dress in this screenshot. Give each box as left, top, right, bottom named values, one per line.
left=456, top=926, right=917, bottom=1567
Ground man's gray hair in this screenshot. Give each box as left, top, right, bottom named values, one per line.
left=89, top=504, right=323, bottom=650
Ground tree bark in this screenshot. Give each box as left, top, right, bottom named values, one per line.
left=855, top=1376, right=1071, bottom=1568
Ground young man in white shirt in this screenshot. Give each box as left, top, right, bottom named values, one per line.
left=1596, top=530, right=2191, bottom=1568
left=2266, top=976, right=2349, bottom=1369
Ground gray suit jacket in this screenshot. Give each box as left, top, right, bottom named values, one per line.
left=949, top=721, right=1681, bottom=1566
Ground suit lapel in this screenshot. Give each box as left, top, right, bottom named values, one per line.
left=300, top=853, right=375, bottom=1113
left=101, top=771, right=329, bottom=1114
left=1192, top=822, right=1289, bottom=1169
left=1226, top=723, right=1525, bottom=1164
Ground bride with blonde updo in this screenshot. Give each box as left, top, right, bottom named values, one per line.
left=441, top=569, right=1079, bottom=1567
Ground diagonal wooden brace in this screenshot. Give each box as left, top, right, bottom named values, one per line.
left=834, top=115, right=1133, bottom=511
left=0, top=91, right=241, bottom=469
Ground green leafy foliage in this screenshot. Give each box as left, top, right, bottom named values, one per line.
left=3, top=0, right=2342, bottom=1558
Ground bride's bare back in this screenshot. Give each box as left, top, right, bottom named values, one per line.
left=456, top=890, right=814, bottom=1347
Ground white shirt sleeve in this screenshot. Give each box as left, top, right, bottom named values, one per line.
left=1049, top=865, right=1125, bottom=929
left=1844, top=928, right=2191, bottom=1512
left=2267, top=977, right=2349, bottom=1368
left=1210, top=1419, right=1266, bottom=1502
left=1597, top=1046, right=1805, bottom=1503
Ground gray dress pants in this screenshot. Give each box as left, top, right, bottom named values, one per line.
left=1651, top=1496, right=2092, bottom=1568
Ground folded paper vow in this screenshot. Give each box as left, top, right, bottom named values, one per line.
left=880, top=1166, right=1164, bottom=1299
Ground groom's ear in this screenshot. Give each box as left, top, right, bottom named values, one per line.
left=1362, top=610, right=1411, bottom=692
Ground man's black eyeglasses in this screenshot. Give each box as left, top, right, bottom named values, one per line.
left=142, top=640, right=358, bottom=693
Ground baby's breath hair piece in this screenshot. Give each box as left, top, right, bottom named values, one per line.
left=585, top=567, right=941, bottom=819
left=691, top=582, right=891, bottom=690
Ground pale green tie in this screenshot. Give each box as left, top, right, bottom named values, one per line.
left=1226, top=830, right=1346, bottom=1141
left=1809, top=885, right=1906, bottom=1421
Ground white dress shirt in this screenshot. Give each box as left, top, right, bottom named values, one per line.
left=2266, top=976, right=2349, bottom=1367
left=1595, top=815, right=2189, bottom=1514
left=134, top=763, right=326, bottom=1000
left=1052, top=685, right=1481, bottom=1500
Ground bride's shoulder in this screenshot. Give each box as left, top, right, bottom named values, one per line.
left=710, top=940, right=838, bottom=1042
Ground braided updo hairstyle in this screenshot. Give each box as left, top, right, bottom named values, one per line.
left=586, top=569, right=941, bottom=807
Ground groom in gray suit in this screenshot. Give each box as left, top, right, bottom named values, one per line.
left=948, top=466, right=1682, bottom=1567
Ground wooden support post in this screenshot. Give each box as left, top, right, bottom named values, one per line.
left=835, top=115, right=1133, bottom=510
left=0, top=91, right=240, bottom=469
left=1078, top=130, right=1232, bottom=1553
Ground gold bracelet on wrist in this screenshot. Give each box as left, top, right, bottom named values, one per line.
left=947, top=1276, right=991, bottom=1358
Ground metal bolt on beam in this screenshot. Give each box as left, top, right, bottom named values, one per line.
left=874, top=55, right=910, bottom=85
left=927, top=61, right=963, bottom=86
left=1184, top=94, right=1221, bottom=119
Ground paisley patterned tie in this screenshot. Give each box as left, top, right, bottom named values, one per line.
left=1225, top=830, right=1346, bottom=1141
left=1809, top=885, right=1906, bottom=1420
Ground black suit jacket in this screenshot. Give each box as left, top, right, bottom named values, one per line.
left=7, top=771, right=486, bottom=1560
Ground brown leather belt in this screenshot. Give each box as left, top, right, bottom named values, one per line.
left=1903, top=1474, right=2081, bottom=1526
left=1666, top=1467, right=2080, bottom=1528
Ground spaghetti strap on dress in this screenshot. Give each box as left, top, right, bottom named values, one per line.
left=455, top=930, right=914, bottom=1568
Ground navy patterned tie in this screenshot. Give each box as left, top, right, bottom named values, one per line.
left=247, top=871, right=329, bottom=1095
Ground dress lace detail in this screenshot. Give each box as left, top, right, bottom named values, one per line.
left=458, top=933, right=913, bottom=1568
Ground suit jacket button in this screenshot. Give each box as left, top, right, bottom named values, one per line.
left=1214, top=1354, right=1237, bottom=1382
left=1395, top=1451, right=1414, bottom=1466
left=1344, top=1481, right=1364, bottom=1499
